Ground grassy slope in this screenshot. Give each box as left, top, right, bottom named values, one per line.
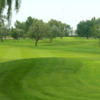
left=0, top=37, right=100, bottom=100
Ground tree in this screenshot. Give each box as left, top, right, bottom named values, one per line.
left=76, top=17, right=100, bottom=47
left=14, top=21, right=25, bottom=38
left=15, top=20, right=25, bottom=30
left=48, top=19, right=71, bottom=39
left=0, top=16, right=6, bottom=42
left=46, top=24, right=61, bottom=43
left=0, top=0, right=21, bottom=21
left=58, top=22, right=66, bottom=38
left=28, top=19, right=46, bottom=46
left=10, top=28, right=19, bottom=40
left=63, top=25, right=73, bottom=37
left=17, top=28, right=24, bottom=38
left=0, top=27, right=4, bottom=42
left=76, top=19, right=95, bottom=39
left=97, top=30, right=100, bottom=47
left=92, top=18, right=100, bottom=47
left=25, top=16, right=34, bottom=33
left=15, top=17, right=37, bottom=36
left=48, top=19, right=64, bottom=38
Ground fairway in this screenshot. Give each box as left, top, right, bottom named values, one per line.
left=0, top=37, right=100, bottom=100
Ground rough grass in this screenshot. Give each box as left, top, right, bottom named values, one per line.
left=0, top=37, right=100, bottom=100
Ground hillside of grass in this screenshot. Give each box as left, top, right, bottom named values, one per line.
left=0, top=37, right=100, bottom=100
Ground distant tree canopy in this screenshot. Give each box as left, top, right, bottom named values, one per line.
left=48, top=19, right=65, bottom=42
left=77, top=19, right=93, bottom=39
left=76, top=17, right=100, bottom=47
left=11, top=17, right=72, bottom=46
left=0, top=0, right=21, bottom=21
left=76, top=17, right=100, bottom=39
left=10, top=28, right=19, bottom=40
left=46, top=24, right=61, bottom=43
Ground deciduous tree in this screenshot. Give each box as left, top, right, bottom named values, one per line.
left=28, top=19, right=46, bottom=46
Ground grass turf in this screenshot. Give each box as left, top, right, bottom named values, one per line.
left=0, top=37, right=100, bottom=100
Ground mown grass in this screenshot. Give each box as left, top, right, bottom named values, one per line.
left=0, top=37, right=100, bottom=100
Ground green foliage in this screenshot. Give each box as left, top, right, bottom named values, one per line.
left=76, top=17, right=100, bottom=39
left=9, top=17, right=72, bottom=45
left=0, top=29, right=4, bottom=42
left=25, top=16, right=34, bottom=33
left=46, top=24, right=61, bottom=43
left=93, top=18, right=100, bottom=38
left=0, top=0, right=21, bottom=21
left=47, top=19, right=72, bottom=41
left=48, top=19, right=67, bottom=38
left=17, top=29, right=24, bottom=38
left=76, top=20, right=94, bottom=39
left=50, top=25, right=61, bottom=42
left=14, top=17, right=34, bottom=35
left=76, top=17, right=100, bottom=47
left=15, top=20, right=25, bottom=30
left=63, top=25, right=73, bottom=36
left=10, top=28, right=19, bottom=40
left=48, top=19, right=62, bottom=28
left=14, top=21, right=25, bottom=38
left=0, top=16, right=7, bottom=41
left=28, top=19, right=46, bottom=46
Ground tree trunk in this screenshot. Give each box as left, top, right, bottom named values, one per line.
left=60, top=36, right=63, bottom=39
left=0, top=38, right=3, bottom=42
left=87, top=36, right=89, bottom=39
left=50, top=38, right=52, bottom=43
left=35, top=40, right=38, bottom=46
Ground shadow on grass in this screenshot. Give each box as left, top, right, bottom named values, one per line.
left=0, top=57, right=82, bottom=100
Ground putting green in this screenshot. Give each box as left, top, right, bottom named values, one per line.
left=0, top=37, right=100, bottom=100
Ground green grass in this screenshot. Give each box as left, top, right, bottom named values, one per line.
left=0, top=37, right=100, bottom=100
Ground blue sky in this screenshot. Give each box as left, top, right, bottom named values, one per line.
left=12, top=0, right=100, bottom=29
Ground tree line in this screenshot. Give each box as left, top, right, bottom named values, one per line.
left=76, top=17, right=100, bottom=47
left=77, top=17, right=100, bottom=39
left=0, top=16, right=73, bottom=46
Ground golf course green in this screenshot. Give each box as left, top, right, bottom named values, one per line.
left=0, top=37, right=100, bottom=100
